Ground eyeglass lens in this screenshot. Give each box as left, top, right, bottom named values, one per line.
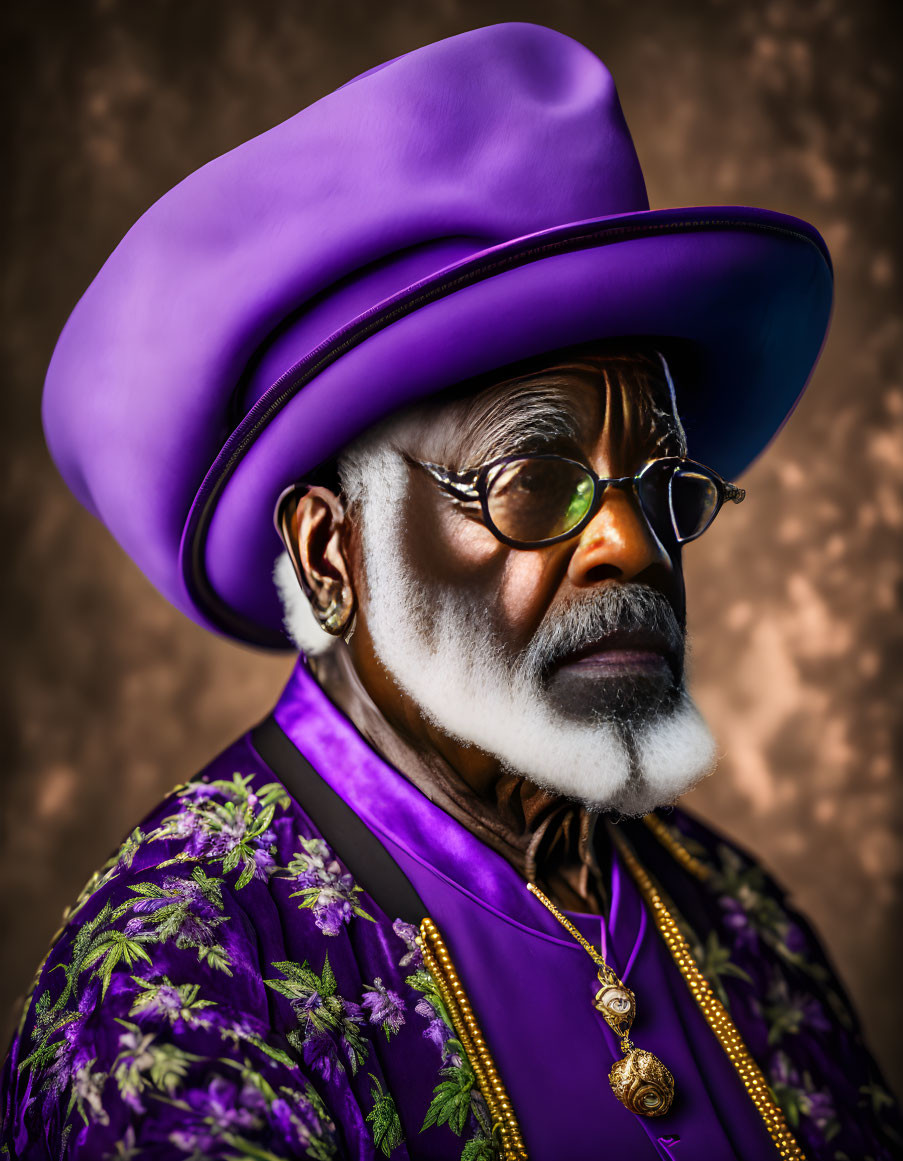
left=667, top=468, right=719, bottom=542
left=486, top=459, right=595, bottom=543
left=485, top=458, right=721, bottom=545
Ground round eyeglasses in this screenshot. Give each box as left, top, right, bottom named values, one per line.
left=410, top=454, right=746, bottom=550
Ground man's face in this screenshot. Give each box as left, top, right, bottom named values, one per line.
left=404, top=371, right=686, bottom=711
left=333, top=351, right=717, bottom=813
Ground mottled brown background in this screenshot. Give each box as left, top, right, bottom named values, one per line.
left=2, top=0, right=901, bottom=1098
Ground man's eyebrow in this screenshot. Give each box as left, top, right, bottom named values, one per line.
left=442, top=379, right=589, bottom=468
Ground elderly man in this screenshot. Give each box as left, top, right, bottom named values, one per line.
left=2, top=21, right=899, bottom=1161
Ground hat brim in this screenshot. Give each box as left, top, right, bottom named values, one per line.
left=182, top=204, right=832, bottom=648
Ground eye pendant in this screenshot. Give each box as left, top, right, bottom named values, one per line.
left=593, top=972, right=675, bottom=1116
left=527, top=881, right=675, bottom=1118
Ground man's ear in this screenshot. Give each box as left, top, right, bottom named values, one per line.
left=276, top=484, right=356, bottom=637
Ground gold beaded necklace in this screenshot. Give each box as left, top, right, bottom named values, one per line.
left=526, top=881, right=675, bottom=1117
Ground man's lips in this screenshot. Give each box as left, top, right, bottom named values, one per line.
left=550, top=630, right=679, bottom=677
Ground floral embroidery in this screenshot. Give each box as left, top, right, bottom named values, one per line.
left=264, top=953, right=369, bottom=1080
left=111, top=1022, right=201, bottom=1113
left=710, top=845, right=817, bottom=966
left=158, top=1070, right=336, bottom=1161
left=166, top=1074, right=268, bottom=1154
left=287, top=836, right=375, bottom=935
left=768, top=1051, right=840, bottom=1143
left=123, top=867, right=232, bottom=974
left=392, top=918, right=424, bottom=969
left=128, top=976, right=216, bottom=1030
left=152, top=773, right=289, bottom=889
left=760, top=976, right=831, bottom=1047
left=361, top=978, right=406, bottom=1039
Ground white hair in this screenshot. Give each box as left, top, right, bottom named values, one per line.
left=272, top=550, right=338, bottom=656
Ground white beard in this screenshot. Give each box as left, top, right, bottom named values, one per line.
left=338, top=444, right=718, bottom=815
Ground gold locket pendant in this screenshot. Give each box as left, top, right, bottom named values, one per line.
left=593, top=975, right=675, bottom=1117
left=527, top=882, right=676, bottom=1119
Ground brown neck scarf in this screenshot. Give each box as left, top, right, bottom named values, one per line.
left=435, top=766, right=609, bottom=915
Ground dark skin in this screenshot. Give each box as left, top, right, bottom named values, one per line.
left=279, top=364, right=687, bottom=803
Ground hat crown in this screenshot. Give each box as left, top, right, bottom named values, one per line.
left=314, top=22, right=649, bottom=235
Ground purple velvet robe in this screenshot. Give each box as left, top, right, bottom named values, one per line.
left=2, top=659, right=900, bottom=1159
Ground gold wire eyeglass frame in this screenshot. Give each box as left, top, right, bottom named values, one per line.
left=409, top=453, right=746, bottom=550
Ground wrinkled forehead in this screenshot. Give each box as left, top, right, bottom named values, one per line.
left=387, top=348, right=687, bottom=468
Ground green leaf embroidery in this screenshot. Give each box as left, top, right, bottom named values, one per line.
left=421, top=1058, right=477, bottom=1136
left=150, top=1042, right=202, bottom=1094
left=265, top=954, right=369, bottom=1077
left=859, top=1082, right=896, bottom=1116
left=82, top=931, right=154, bottom=999
left=365, top=1073, right=404, bottom=1157
left=460, top=1138, right=501, bottom=1161
left=128, top=975, right=217, bottom=1028
left=151, top=773, right=285, bottom=890
left=407, top=970, right=494, bottom=1150
left=286, top=838, right=376, bottom=926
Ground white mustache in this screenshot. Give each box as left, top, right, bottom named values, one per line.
left=521, top=584, right=684, bottom=679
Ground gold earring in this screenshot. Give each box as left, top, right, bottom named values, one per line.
left=320, top=591, right=352, bottom=636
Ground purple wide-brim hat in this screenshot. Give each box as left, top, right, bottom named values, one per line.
left=42, top=22, right=832, bottom=649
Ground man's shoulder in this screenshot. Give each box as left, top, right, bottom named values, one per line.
left=644, top=805, right=829, bottom=968
left=646, top=803, right=849, bottom=975
left=0, top=731, right=373, bottom=1158
left=44, top=728, right=297, bottom=969
left=1, top=727, right=490, bottom=1161
left=8, top=726, right=387, bottom=1020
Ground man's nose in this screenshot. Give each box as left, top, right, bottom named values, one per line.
left=566, top=485, right=672, bottom=587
